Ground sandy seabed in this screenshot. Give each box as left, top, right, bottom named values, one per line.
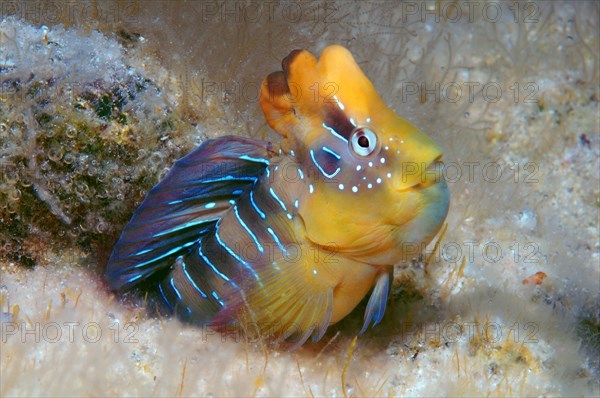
left=1, top=1, right=599, bottom=396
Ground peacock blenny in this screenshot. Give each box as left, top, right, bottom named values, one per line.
left=106, top=45, right=449, bottom=348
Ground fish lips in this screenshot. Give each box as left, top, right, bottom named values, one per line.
left=391, top=157, right=448, bottom=192
left=397, top=162, right=450, bottom=248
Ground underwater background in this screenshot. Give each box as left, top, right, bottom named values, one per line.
left=1, top=0, right=598, bottom=396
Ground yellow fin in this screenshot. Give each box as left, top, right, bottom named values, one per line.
left=219, top=246, right=334, bottom=349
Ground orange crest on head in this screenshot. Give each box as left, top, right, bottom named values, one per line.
left=259, top=45, right=389, bottom=149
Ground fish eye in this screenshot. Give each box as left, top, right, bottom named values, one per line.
left=350, top=127, right=378, bottom=157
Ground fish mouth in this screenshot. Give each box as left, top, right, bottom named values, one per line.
left=395, top=156, right=446, bottom=192
left=419, top=157, right=446, bottom=188
left=389, top=157, right=450, bottom=252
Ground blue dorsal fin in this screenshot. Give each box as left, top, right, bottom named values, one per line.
left=106, top=136, right=275, bottom=291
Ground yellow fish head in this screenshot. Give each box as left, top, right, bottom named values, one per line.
left=260, top=45, right=449, bottom=266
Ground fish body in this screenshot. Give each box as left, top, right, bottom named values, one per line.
left=106, top=46, right=449, bottom=347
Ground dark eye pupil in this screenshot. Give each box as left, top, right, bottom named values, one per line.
left=357, top=135, right=370, bottom=148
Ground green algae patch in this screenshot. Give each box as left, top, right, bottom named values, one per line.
left=0, top=19, right=193, bottom=267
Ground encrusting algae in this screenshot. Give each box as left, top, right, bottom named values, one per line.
left=0, top=18, right=193, bottom=266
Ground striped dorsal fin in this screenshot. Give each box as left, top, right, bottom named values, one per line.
left=106, top=136, right=276, bottom=292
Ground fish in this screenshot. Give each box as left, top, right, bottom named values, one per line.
left=106, top=45, right=450, bottom=348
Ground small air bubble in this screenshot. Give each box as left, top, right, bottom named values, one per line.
left=63, top=152, right=73, bottom=164
left=75, top=182, right=90, bottom=197
left=150, top=151, right=163, bottom=163
left=97, top=188, right=109, bottom=199
left=18, top=174, right=32, bottom=187
left=47, top=146, right=63, bottom=162
left=8, top=188, right=21, bottom=202
left=464, top=112, right=470, bottom=118
left=65, top=125, right=77, bottom=138
left=96, top=220, right=108, bottom=233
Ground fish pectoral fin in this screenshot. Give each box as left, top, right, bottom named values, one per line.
left=360, top=272, right=391, bottom=335
left=106, top=136, right=276, bottom=291
left=212, top=254, right=334, bottom=350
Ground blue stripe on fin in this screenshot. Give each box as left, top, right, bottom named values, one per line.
left=266, top=227, right=286, bottom=252
left=152, top=217, right=221, bottom=238
left=211, top=291, right=224, bottom=306
left=198, top=244, right=239, bottom=289
left=233, top=205, right=264, bottom=253
left=239, top=154, right=270, bottom=165
left=132, top=241, right=196, bottom=269
left=215, top=225, right=261, bottom=283
left=249, top=190, right=266, bottom=219
left=182, top=261, right=208, bottom=299
left=117, top=226, right=210, bottom=259
left=170, top=277, right=183, bottom=300
left=269, top=187, right=287, bottom=212
left=106, top=136, right=274, bottom=292
left=158, top=282, right=173, bottom=311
